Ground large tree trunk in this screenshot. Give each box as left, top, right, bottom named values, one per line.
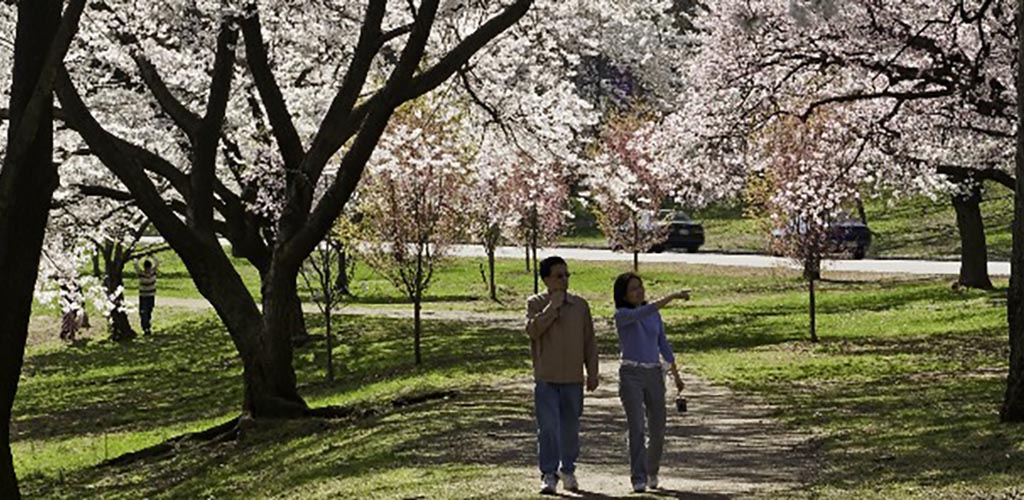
left=0, top=1, right=68, bottom=496
left=282, top=286, right=309, bottom=344
left=253, top=264, right=308, bottom=417
left=101, top=242, right=137, bottom=342
left=952, top=183, right=994, bottom=290
left=1002, top=1, right=1024, bottom=422
left=254, top=259, right=308, bottom=344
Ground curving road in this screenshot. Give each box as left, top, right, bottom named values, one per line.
left=451, top=244, right=1011, bottom=277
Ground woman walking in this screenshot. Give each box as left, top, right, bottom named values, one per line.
left=612, top=272, right=689, bottom=493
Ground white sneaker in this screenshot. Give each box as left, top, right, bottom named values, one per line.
left=558, top=471, right=579, bottom=492
left=632, top=481, right=647, bottom=493
left=648, top=475, right=659, bottom=489
left=540, top=474, right=558, bottom=495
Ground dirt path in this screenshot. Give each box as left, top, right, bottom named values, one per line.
left=453, top=356, right=818, bottom=499
left=158, top=296, right=818, bottom=497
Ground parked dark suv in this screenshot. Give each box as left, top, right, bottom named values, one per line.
left=656, top=210, right=705, bottom=253
left=610, top=210, right=705, bottom=253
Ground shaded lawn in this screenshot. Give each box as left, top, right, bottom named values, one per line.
left=15, top=258, right=1024, bottom=499
left=13, top=308, right=533, bottom=486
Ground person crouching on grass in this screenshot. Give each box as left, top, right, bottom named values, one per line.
left=612, top=272, right=689, bottom=493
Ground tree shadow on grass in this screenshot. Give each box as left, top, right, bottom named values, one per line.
left=786, top=374, right=1024, bottom=491
left=14, top=314, right=242, bottom=443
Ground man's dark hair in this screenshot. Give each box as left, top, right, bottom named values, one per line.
left=143, top=260, right=152, bottom=270
left=539, top=256, right=567, bottom=278
left=613, top=272, right=642, bottom=309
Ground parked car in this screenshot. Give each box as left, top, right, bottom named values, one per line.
left=657, top=210, right=705, bottom=253
left=770, top=214, right=871, bottom=259
left=611, top=210, right=705, bottom=253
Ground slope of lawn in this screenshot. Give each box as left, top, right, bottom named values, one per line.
left=15, top=257, right=1024, bottom=499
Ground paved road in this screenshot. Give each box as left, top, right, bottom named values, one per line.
left=451, top=244, right=1012, bottom=277
left=139, top=237, right=1010, bottom=277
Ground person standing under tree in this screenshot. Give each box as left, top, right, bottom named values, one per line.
left=134, top=256, right=159, bottom=335
left=526, top=256, right=599, bottom=495
left=612, top=272, right=689, bottom=493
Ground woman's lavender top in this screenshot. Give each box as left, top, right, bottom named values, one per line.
left=613, top=303, right=675, bottom=364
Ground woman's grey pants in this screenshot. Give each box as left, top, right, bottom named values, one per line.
left=618, top=364, right=666, bottom=485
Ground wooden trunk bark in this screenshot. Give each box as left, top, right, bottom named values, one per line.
left=952, top=184, right=994, bottom=290
left=251, top=265, right=308, bottom=417
left=102, top=243, right=137, bottom=342
left=1002, top=2, right=1024, bottom=422
left=334, top=249, right=350, bottom=295
left=0, top=2, right=63, bottom=497
left=414, top=298, right=423, bottom=365
left=488, top=248, right=497, bottom=301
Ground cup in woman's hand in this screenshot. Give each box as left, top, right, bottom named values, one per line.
left=675, top=396, right=687, bottom=413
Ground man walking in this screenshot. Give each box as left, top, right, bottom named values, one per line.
left=526, top=256, right=599, bottom=494
left=134, top=257, right=159, bottom=335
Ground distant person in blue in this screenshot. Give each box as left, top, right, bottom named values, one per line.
left=612, top=272, right=689, bottom=493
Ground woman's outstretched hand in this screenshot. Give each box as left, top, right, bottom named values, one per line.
left=672, top=289, right=692, bottom=301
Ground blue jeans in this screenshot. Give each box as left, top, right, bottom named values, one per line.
left=534, top=381, right=583, bottom=477
left=139, top=295, right=155, bottom=332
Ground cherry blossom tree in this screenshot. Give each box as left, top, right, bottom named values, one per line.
left=587, top=111, right=673, bottom=272
left=355, top=101, right=471, bottom=365
left=505, top=155, right=572, bottom=293
left=465, top=132, right=521, bottom=301
left=50, top=0, right=535, bottom=418
left=748, top=112, right=869, bottom=342
left=675, top=0, right=1024, bottom=414
left=680, top=0, right=1014, bottom=287
left=44, top=152, right=175, bottom=342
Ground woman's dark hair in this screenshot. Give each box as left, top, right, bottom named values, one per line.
left=613, top=272, right=642, bottom=309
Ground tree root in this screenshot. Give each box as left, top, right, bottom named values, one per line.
left=100, top=416, right=240, bottom=467
left=99, top=389, right=457, bottom=468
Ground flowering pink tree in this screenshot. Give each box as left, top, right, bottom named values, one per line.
left=356, top=103, right=471, bottom=366
left=588, top=112, right=673, bottom=272
left=465, top=133, right=521, bottom=301
left=44, top=149, right=175, bottom=342
left=749, top=112, right=869, bottom=342
left=679, top=0, right=1014, bottom=288
left=505, top=156, right=572, bottom=293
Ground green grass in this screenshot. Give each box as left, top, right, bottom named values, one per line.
left=15, top=257, right=1024, bottom=499
left=561, top=189, right=1017, bottom=260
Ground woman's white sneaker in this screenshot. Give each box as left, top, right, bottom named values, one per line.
left=558, top=471, right=579, bottom=492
